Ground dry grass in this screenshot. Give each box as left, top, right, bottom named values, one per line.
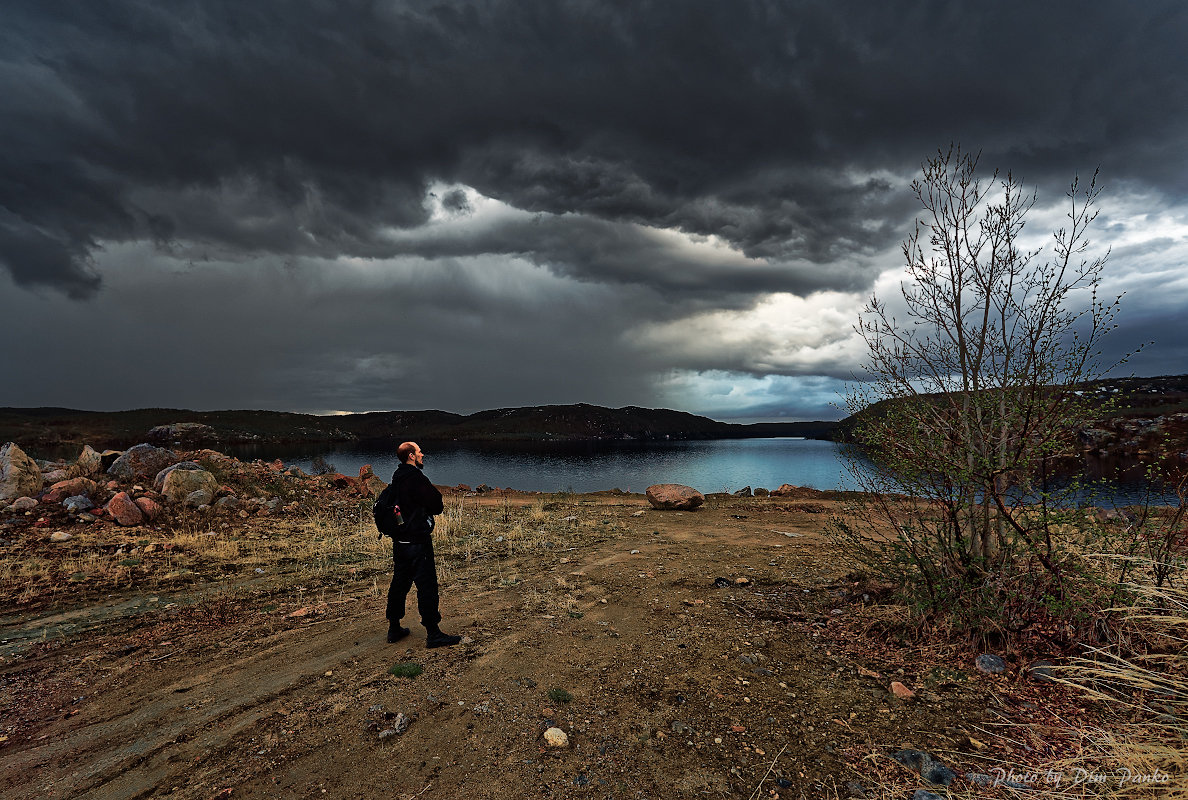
left=1046, top=574, right=1188, bottom=799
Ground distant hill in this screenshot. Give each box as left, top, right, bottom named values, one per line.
left=0, top=403, right=838, bottom=451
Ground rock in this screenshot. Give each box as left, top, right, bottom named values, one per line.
left=1, top=442, right=44, bottom=502
left=100, top=450, right=122, bottom=470
left=76, top=445, right=103, bottom=478
left=49, top=531, right=73, bottom=543
left=753, top=488, right=769, bottom=497
left=912, top=792, right=945, bottom=800
left=186, top=489, right=215, bottom=507
left=44, top=477, right=98, bottom=504
left=134, top=497, right=163, bottom=520
left=214, top=495, right=240, bottom=512
left=845, top=780, right=867, bottom=797
left=922, top=763, right=957, bottom=786
left=43, top=468, right=72, bottom=483
left=975, top=654, right=1006, bottom=675
left=890, top=681, right=916, bottom=700
left=645, top=484, right=705, bottom=511
left=63, top=495, right=95, bottom=513
left=543, top=727, right=569, bottom=748
left=107, top=444, right=179, bottom=481
left=191, top=449, right=244, bottom=475
left=161, top=468, right=218, bottom=504
left=153, top=462, right=203, bottom=492
left=10, top=496, right=38, bottom=512
left=378, top=728, right=397, bottom=741
left=106, top=492, right=145, bottom=526
left=733, top=486, right=752, bottom=497
left=475, top=484, right=492, bottom=493
left=892, top=750, right=956, bottom=787
left=147, top=422, right=217, bottom=444
left=1028, top=660, right=1057, bottom=683
left=359, top=465, right=387, bottom=498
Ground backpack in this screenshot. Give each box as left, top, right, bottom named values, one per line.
left=372, top=483, right=405, bottom=539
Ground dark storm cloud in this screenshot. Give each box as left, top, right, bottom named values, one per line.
left=5, top=0, right=1187, bottom=296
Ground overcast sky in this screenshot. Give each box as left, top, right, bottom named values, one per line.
left=3, top=1, right=1187, bottom=421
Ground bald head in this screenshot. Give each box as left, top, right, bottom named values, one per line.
left=397, top=441, right=424, bottom=467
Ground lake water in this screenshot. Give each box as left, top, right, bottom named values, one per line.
left=277, top=437, right=863, bottom=494
left=258, top=436, right=1176, bottom=505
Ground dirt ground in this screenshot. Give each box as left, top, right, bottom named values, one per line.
left=0, top=492, right=1084, bottom=799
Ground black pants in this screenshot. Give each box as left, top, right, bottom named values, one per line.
left=386, top=541, right=441, bottom=629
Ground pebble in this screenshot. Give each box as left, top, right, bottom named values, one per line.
left=975, top=653, right=1006, bottom=674
left=913, top=792, right=944, bottom=800
left=543, top=727, right=569, bottom=748
left=890, top=681, right=915, bottom=699
left=49, top=531, right=73, bottom=543
left=630, top=550, right=640, bottom=555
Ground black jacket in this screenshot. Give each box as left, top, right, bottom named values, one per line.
left=389, top=463, right=443, bottom=543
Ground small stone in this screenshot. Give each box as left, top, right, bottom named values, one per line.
left=966, top=772, right=994, bottom=787
left=63, top=495, right=95, bottom=513
left=975, top=653, right=1006, bottom=674
left=184, top=488, right=215, bottom=507
left=890, top=681, right=915, bottom=699
left=912, top=791, right=944, bottom=800
left=1028, top=660, right=1057, bottom=683
left=543, top=727, right=569, bottom=748
left=630, top=549, right=640, bottom=555
left=922, top=763, right=957, bottom=786
left=49, top=531, right=73, bottom=543
left=10, top=496, right=38, bottom=512
left=134, top=496, right=163, bottom=520
left=378, top=728, right=397, bottom=741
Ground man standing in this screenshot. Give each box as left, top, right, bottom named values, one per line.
left=384, top=441, right=461, bottom=648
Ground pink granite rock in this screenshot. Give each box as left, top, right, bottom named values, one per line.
left=106, top=492, right=145, bottom=526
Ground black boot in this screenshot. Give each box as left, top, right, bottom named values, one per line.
left=426, top=627, right=461, bottom=648
left=387, top=624, right=411, bottom=643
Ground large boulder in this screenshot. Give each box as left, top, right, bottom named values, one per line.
left=44, top=477, right=99, bottom=504
left=161, top=468, right=218, bottom=504
left=107, top=444, right=180, bottom=481
left=76, top=445, right=103, bottom=478
left=0, top=442, right=43, bottom=502
left=106, top=492, right=145, bottom=526
left=191, top=449, right=244, bottom=477
left=147, top=422, right=217, bottom=445
left=645, top=484, right=705, bottom=511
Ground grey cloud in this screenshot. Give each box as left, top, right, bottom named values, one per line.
left=5, top=1, right=1187, bottom=296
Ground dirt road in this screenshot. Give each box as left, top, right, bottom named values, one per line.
left=1, top=495, right=1014, bottom=799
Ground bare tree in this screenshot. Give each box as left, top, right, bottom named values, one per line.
left=833, top=146, right=1123, bottom=632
